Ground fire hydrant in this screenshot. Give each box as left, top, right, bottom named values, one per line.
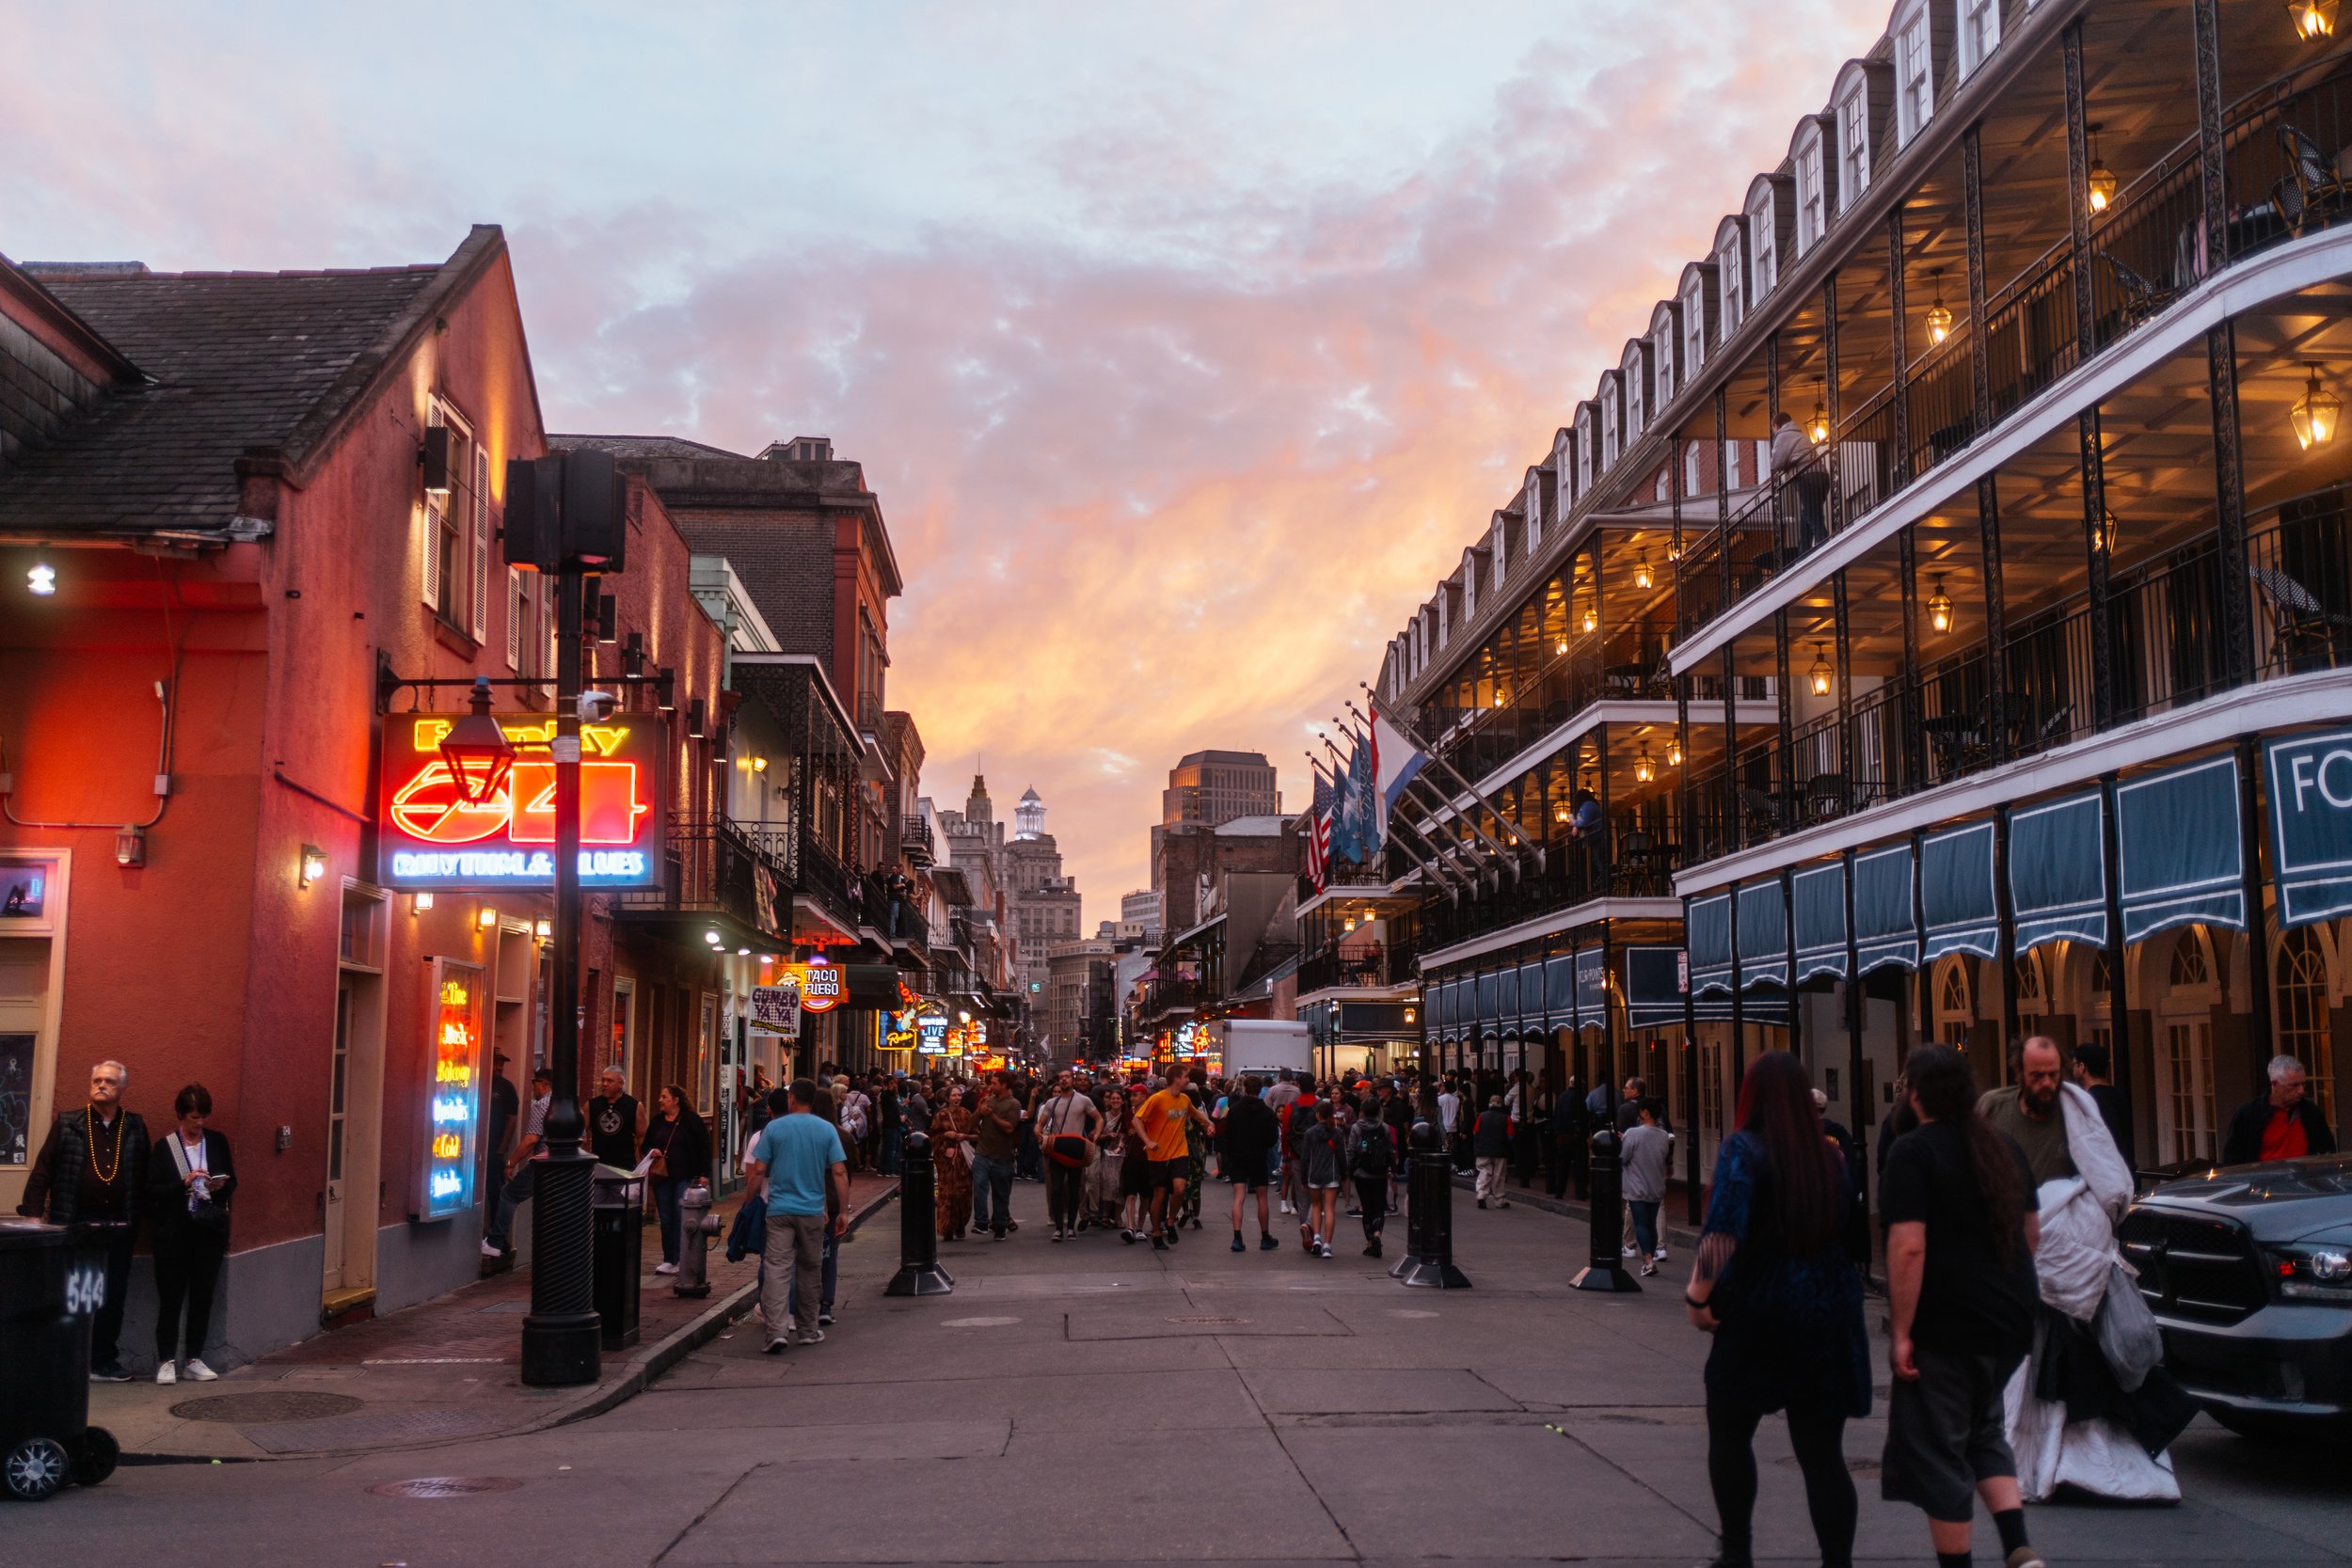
left=674, top=1181, right=723, bottom=1298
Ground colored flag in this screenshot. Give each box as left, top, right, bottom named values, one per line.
left=1347, top=733, right=1379, bottom=862
left=1370, top=707, right=1426, bottom=836
left=1304, top=768, right=1333, bottom=891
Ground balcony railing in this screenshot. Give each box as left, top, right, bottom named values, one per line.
left=1418, top=619, right=1708, bottom=785
left=1679, top=55, right=2352, bottom=641
left=1295, top=933, right=1422, bottom=996
left=1415, top=817, right=1685, bottom=957
left=612, top=814, right=792, bottom=940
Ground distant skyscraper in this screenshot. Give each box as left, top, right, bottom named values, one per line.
left=1160, top=750, right=1280, bottom=827
left=1013, top=786, right=1046, bottom=841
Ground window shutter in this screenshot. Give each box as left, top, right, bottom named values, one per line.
left=543, top=577, right=558, bottom=699
left=421, top=404, right=445, bottom=611
left=470, top=448, right=490, bottom=642
left=505, top=565, right=522, bottom=669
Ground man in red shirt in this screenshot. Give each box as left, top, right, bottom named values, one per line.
left=2221, top=1053, right=2337, bottom=1166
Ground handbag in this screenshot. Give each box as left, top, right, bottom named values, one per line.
left=163, top=1132, right=230, bottom=1237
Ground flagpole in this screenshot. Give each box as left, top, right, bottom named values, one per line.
left=1320, top=749, right=1467, bottom=896
left=1322, top=733, right=1481, bottom=891
left=1352, top=693, right=1540, bottom=876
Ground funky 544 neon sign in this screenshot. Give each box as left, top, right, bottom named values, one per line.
left=377, top=713, right=660, bottom=889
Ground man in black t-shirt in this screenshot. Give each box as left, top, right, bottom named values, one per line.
left=586, top=1066, right=640, bottom=1172
left=1218, top=1075, right=1281, bottom=1253
left=1880, top=1044, right=2046, bottom=1568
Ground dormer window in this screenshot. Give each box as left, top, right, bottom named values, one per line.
left=1898, top=7, right=1933, bottom=145
left=1576, top=414, right=1594, bottom=496
left=1749, top=192, right=1777, bottom=297
left=1839, top=90, right=1871, bottom=209
left=1683, top=281, right=1706, bottom=372
left=1720, top=235, right=1744, bottom=333
left=1624, top=354, right=1645, bottom=443
left=1654, top=319, right=1677, bottom=404
left=1492, top=518, right=1508, bottom=589
left=1796, top=135, right=1826, bottom=254
left=1526, top=474, right=1544, bottom=552
left=1601, top=391, right=1620, bottom=469
left=1958, top=0, right=1998, bottom=78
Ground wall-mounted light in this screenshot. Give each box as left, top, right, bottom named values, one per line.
left=411, top=891, right=436, bottom=914
left=2292, top=0, right=2340, bottom=39
left=2086, top=122, right=2118, bottom=214
left=477, top=905, right=500, bottom=930
left=534, top=917, right=552, bottom=940
left=1403, top=1007, right=1417, bottom=1024
left=1634, top=747, right=1657, bottom=784
left=1808, top=642, right=1835, bottom=697
left=1633, top=552, right=1655, bottom=591
left=2292, top=363, right=2341, bottom=450
left=1809, top=387, right=1830, bottom=445
left=704, top=927, right=723, bottom=946
left=750, top=754, right=770, bottom=773
left=1928, top=576, right=1954, bottom=634
left=1924, top=269, right=1953, bottom=346
left=298, top=844, right=327, bottom=889
left=420, top=424, right=453, bottom=499
left=27, top=561, right=56, bottom=597
left=116, top=825, right=146, bottom=868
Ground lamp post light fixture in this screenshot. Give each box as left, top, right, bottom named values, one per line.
left=1808, top=642, right=1835, bottom=697
left=1928, top=576, right=1954, bottom=634
left=298, top=844, right=328, bottom=889
left=27, top=561, right=56, bottom=596
left=439, top=676, right=516, bottom=806
left=1924, top=270, right=1953, bottom=346
left=2292, top=363, right=2342, bottom=450
left=2292, top=0, right=2338, bottom=40
left=2086, top=123, right=2118, bottom=214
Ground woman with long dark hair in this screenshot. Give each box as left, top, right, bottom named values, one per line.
left=643, top=1084, right=709, bottom=1275
left=1682, top=1050, right=1869, bottom=1568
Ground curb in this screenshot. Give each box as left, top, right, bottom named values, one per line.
left=1446, top=1170, right=1708, bottom=1251
left=121, top=1180, right=900, bottom=1464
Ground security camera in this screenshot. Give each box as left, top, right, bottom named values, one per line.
left=577, top=689, right=618, bottom=722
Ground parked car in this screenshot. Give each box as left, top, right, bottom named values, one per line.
left=2119, top=1152, right=2352, bottom=1439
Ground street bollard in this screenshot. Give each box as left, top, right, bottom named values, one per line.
left=1571, top=1127, right=1641, bottom=1292
left=1393, top=1120, right=1470, bottom=1290
left=883, top=1132, right=954, bottom=1297
left=673, top=1181, right=723, bottom=1299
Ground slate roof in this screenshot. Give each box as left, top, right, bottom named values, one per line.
left=548, top=433, right=746, bottom=461
left=0, top=229, right=501, bottom=539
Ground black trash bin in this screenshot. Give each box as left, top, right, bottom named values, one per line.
left=590, top=1167, right=643, bottom=1352
left=0, top=1222, right=119, bottom=1500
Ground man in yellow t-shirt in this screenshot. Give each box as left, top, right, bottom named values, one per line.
left=1135, top=1063, right=1210, bottom=1249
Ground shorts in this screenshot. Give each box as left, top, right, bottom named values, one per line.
left=1881, top=1344, right=2024, bottom=1523
left=1224, top=1162, right=1269, bottom=1189
left=1149, top=1158, right=1186, bottom=1190
left=1305, top=1179, right=1341, bottom=1191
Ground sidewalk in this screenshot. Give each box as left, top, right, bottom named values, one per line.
left=94, top=1171, right=898, bottom=1462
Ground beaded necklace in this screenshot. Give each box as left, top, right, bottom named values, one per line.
left=87, top=1103, right=125, bottom=1186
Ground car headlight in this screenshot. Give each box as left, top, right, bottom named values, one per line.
left=2266, top=1246, right=2352, bottom=1300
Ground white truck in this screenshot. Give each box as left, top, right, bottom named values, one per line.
left=1216, top=1019, right=1314, bottom=1085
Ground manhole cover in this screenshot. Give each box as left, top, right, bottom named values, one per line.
left=171, top=1392, right=363, bottom=1424
left=366, top=1476, right=522, bottom=1498
left=1165, top=1315, right=1248, bottom=1324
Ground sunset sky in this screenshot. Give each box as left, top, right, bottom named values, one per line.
left=6, top=0, right=1889, bottom=911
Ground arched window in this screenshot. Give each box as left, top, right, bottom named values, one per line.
left=2275, top=927, right=2336, bottom=1125
left=1936, top=958, right=1973, bottom=1046
left=2158, top=927, right=2220, bottom=1163
left=2169, top=932, right=2212, bottom=988
left=2013, top=949, right=2044, bottom=1013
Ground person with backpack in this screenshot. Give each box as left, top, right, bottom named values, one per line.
left=1345, top=1100, right=1396, bottom=1257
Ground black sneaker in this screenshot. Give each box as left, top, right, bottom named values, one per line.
left=1120, top=1227, right=1137, bottom=1244
left=993, top=1228, right=1008, bottom=1241
left=1151, top=1233, right=1169, bottom=1251
left=818, top=1307, right=835, bottom=1326
left=1259, top=1233, right=1279, bottom=1250
left=1231, top=1232, right=1246, bottom=1252
left=88, top=1364, right=133, bottom=1384
left=1365, top=1241, right=1383, bottom=1258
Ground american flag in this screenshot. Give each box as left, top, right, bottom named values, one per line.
left=1305, top=768, right=1335, bottom=892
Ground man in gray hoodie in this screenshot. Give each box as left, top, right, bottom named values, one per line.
left=1620, top=1099, right=1674, bottom=1275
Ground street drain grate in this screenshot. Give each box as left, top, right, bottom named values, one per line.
left=171, top=1392, right=363, bottom=1424
left=367, top=1476, right=522, bottom=1499
left=1165, top=1315, right=1248, bottom=1324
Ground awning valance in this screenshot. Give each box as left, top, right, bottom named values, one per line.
left=2009, top=789, right=2107, bottom=952
left=1624, top=944, right=1685, bottom=1027
left=1689, top=892, right=1734, bottom=995
left=1519, top=959, right=1547, bottom=1032
left=2266, top=728, right=2352, bottom=928
left=2113, top=752, right=2247, bottom=939
left=1475, top=969, right=1500, bottom=1025
left=1852, top=844, right=1919, bottom=973
left=1921, top=820, right=1997, bottom=961
left=1792, top=863, right=1849, bottom=982
left=1497, top=963, right=1520, bottom=1027
left=1736, top=879, right=1788, bottom=990
left=1546, top=954, right=1575, bottom=1022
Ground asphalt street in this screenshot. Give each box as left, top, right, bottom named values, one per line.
left=7, top=1180, right=2348, bottom=1568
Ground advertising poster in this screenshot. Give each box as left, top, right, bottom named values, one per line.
left=0, top=1032, right=33, bottom=1166
left=750, top=982, right=802, bottom=1037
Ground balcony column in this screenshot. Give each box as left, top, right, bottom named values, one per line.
left=1910, top=827, right=1931, bottom=1045
left=2062, top=19, right=2096, bottom=361
left=1899, top=527, right=1925, bottom=793
left=1595, top=721, right=1613, bottom=900
left=1728, top=879, right=1746, bottom=1101
left=2235, top=736, right=2277, bottom=1101
left=1783, top=869, right=1804, bottom=1066
left=1887, top=205, right=1912, bottom=486
left=1600, top=919, right=1620, bottom=1101
left=1676, top=672, right=1693, bottom=881
left=1720, top=647, right=1740, bottom=855
left=1977, top=474, right=2012, bottom=763
left=1680, top=892, right=1703, bottom=1226
left=1774, top=612, right=1797, bottom=828
left=2096, top=769, right=2138, bottom=1166
left=2078, top=406, right=2119, bottom=732
left=2193, top=0, right=2230, bottom=273
left=1822, top=272, right=1844, bottom=537
left=1994, top=803, right=2022, bottom=1053
left=1716, top=388, right=1734, bottom=619
left=1833, top=570, right=1854, bottom=797
left=2206, top=321, right=2256, bottom=687
left=1840, top=847, right=1868, bottom=1222
left=1963, top=124, right=1991, bottom=433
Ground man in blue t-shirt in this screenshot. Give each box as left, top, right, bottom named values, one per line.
left=744, top=1078, right=848, bottom=1353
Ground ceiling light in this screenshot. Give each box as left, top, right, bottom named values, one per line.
left=1634, top=748, right=1656, bottom=784
left=27, top=561, right=56, bottom=596
left=705, top=928, right=724, bottom=945
left=1667, top=734, right=1683, bottom=768
left=1633, top=552, right=1654, bottom=591
left=1928, top=576, right=1954, bottom=634
left=1924, top=269, right=1952, bottom=346
left=1581, top=605, right=1597, bottom=634
left=1809, top=388, right=1830, bottom=445
left=2292, top=363, right=2341, bottom=450
left=2086, top=123, right=2118, bottom=214
left=1808, top=642, right=1835, bottom=697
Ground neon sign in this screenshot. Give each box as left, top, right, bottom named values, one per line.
left=789, top=959, right=845, bottom=1013
left=378, top=711, right=660, bottom=890
left=418, top=961, right=486, bottom=1222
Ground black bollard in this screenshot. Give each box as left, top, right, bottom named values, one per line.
left=883, top=1132, right=954, bottom=1297
left=1393, top=1120, right=1470, bottom=1289
left=1571, top=1127, right=1640, bottom=1292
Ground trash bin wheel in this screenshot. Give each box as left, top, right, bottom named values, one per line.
left=73, top=1427, right=119, bottom=1487
left=4, top=1437, right=71, bottom=1501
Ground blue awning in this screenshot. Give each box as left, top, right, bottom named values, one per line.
left=1475, top=969, right=1500, bottom=1025
left=1546, top=954, right=1575, bottom=1022
left=1624, top=945, right=1686, bottom=1028
left=1688, top=893, right=1733, bottom=995
left=1792, top=863, right=1849, bottom=982
left=1519, top=959, right=1547, bottom=1033
left=2265, top=727, right=2352, bottom=928
left=1497, top=963, right=1519, bottom=1027
left=1737, top=879, right=1788, bottom=990
left=2009, top=789, right=2107, bottom=952
left=2120, top=754, right=2246, bottom=938
left=1852, top=844, right=1919, bottom=973
left=1575, top=946, right=1608, bottom=1022
left=1921, top=820, right=1998, bottom=961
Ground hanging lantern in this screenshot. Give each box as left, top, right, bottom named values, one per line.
left=1553, top=800, right=1571, bottom=825
left=1581, top=604, right=1597, bottom=634
left=1633, top=551, right=1655, bottom=591
left=1809, top=387, right=1830, bottom=445
left=1808, top=641, right=1835, bottom=697
left=1924, top=269, right=1953, bottom=346
left=1554, top=635, right=1570, bottom=656
left=1928, top=575, right=1954, bottom=634
left=2291, top=0, right=2339, bottom=40
left=438, top=676, right=516, bottom=806
left=2086, top=122, right=2118, bottom=214
left=2292, top=363, right=2341, bottom=450
left=1634, top=747, right=1656, bottom=784
left=1667, top=733, right=1683, bottom=768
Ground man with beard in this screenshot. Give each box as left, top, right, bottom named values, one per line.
left=1977, top=1037, right=2074, bottom=1184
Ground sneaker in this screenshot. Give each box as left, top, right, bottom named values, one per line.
left=1050, top=1228, right=1064, bottom=1243
left=993, top=1228, right=1008, bottom=1242
left=1279, top=1200, right=1293, bottom=1215
left=182, top=1357, right=218, bottom=1383
left=1231, top=1232, right=1246, bottom=1252
left=1120, top=1228, right=1137, bottom=1244
left=763, top=1338, right=789, bottom=1354
left=818, top=1309, right=834, bottom=1327
left=1317, top=1242, right=1333, bottom=1259
left=654, top=1261, right=679, bottom=1275
left=1653, top=1248, right=1669, bottom=1263
left=1165, top=1227, right=1180, bottom=1246
left=1476, top=1198, right=1487, bottom=1210
left=1190, top=1217, right=1201, bottom=1230
left=1362, top=1243, right=1380, bottom=1258
left=1640, top=1260, right=1659, bottom=1277
left=1259, top=1233, right=1279, bottom=1250
left=1152, top=1233, right=1169, bottom=1251
left=2003, top=1549, right=2048, bottom=1568
left=89, top=1364, right=132, bottom=1384
left=1006, top=1220, right=1020, bottom=1232
left=480, top=1240, right=504, bottom=1259
left=154, top=1361, right=177, bottom=1386
left=1621, top=1244, right=1640, bottom=1258
left=796, top=1327, right=826, bottom=1346
left=1497, top=1201, right=1511, bottom=1210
